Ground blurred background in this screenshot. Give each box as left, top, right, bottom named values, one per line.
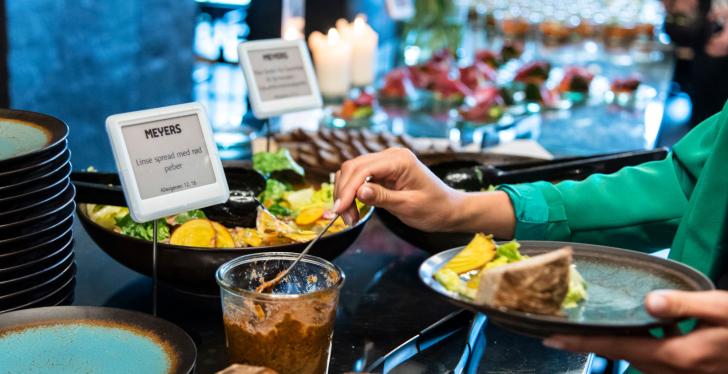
left=1, top=0, right=727, bottom=170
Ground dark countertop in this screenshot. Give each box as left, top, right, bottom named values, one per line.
left=71, top=215, right=590, bottom=374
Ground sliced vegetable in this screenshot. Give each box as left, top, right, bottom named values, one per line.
left=441, top=233, right=496, bottom=274
left=259, top=179, right=291, bottom=207
left=495, top=240, right=523, bottom=262
left=563, top=265, right=589, bottom=309
left=211, top=221, right=235, bottom=248
left=170, top=219, right=216, bottom=248
left=295, top=207, right=324, bottom=226
left=87, top=205, right=128, bottom=230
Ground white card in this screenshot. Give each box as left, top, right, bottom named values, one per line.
left=238, top=39, right=322, bottom=119
left=106, top=102, right=229, bottom=222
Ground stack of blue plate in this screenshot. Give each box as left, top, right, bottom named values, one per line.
left=0, top=109, right=76, bottom=313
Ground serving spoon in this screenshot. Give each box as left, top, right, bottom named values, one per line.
left=255, top=213, right=341, bottom=293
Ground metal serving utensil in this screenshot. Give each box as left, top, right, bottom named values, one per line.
left=255, top=213, right=340, bottom=293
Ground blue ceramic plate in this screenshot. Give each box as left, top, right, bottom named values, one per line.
left=0, top=306, right=196, bottom=374
left=0, top=109, right=68, bottom=169
left=420, top=241, right=715, bottom=337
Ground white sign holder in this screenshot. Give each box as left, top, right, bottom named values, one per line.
left=237, top=38, right=322, bottom=149
left=106, top=102, right=229, bottom=315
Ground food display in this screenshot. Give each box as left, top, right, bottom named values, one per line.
left=335, top=92, right=376, bottom=121
left=459, top=63, right=497, bottom=91
left=379, top=67, right=416, bottom=100
left=434, top=234, right=588, bottom=315
left=513, top=61, right=551, bottom=85
left=558, top=66, right=594, bottom=94
left=272, top=128, right=453, bottom=175
left=610, top=77, right=641, bottom=94
left=457, top=86, right=505, bottom=123
left=83, top=151, right=357, bottom=249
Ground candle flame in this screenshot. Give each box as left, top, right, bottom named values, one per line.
left=327, top=27, right=340, bottom=45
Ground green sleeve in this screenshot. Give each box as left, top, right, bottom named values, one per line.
left=498, top=113, right=721, bottom=252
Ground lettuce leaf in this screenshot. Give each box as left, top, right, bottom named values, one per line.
left=259, top=179, right=291, bottom=206
left=253, top=149, right=304, bottom=177
left=115, top=214, right=170, bottom=242
left=495, top=240, right=523, bottom=262
left=563, top=265, right=588, bottom=308
left=173, top=210, right=206, bottom=225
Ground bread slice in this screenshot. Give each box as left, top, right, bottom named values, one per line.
left=475, top=247, right=572, bottom=315
left=216, top=365, right=278, bottom=374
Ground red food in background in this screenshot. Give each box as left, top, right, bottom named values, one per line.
left=514, top=61, right=551, bottom=84
left=474, top=49, right=500, bottom=68
left=458, top=86, right=505, bottom=122
left=459, top=62, right=498, bottom=90
left=558, top=66, right=594, bottom=93
left=610, top=77, right=641, bottom=93
left=380, top=68, right=415, bottom=98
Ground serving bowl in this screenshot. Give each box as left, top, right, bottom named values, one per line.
left=75, top=164, right=374, bottom=295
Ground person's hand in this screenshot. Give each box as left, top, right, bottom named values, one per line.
left=544, top=290, right=728, bottom=374
left=332, top=147, right=462, bottom=231
left=332, top=147, right=517, bottom=237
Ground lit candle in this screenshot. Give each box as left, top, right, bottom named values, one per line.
left=281, top=16, right=304, bottom=40
left=338, top=15, right=379, bottom=86
left=308, top=28, right=352, bottom=98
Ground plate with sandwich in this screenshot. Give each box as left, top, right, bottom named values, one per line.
left=419, top=234, right=714, bottom=337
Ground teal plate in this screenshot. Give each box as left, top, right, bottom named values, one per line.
left=0, top=306, right=196, bottom=374
left=420, top=241, right=715, bottom=337
left=0, top=109, right=68, bottom=169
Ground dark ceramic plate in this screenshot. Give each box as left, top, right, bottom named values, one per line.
left=0, top=141, right=67, bottom=181
left=0, top=148, right=70, bottom=188
left=0, top=161, right=71, bottom=199
left=0, top=184, right=75, bottom=240
left=1, top=275, right=76, bottom=314
left=0, top=165, right=70, bottom=211
left=0, top=306, right=196, bottom=373
left=0, top=109, right=69, bottom=170
left=0, top=262, right=75, bottom=311
left=0, top=179, right=70, bottom=222
left=0, top=180, right=74, bottom=225
left=0, top=212, right=74, bottom=251
left=78, top=204, right=374, bottom=295
left=0, top=239, right=73, bottom=280
left=0, top=227, right=73, bottom=267
left=0, top=250, right=74, bottom=294
left=419, top=241, right=715, bottom=337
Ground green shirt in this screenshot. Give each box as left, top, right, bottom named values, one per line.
left=500, top=100, right=728, bottom=281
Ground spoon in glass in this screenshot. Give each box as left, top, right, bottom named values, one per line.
left=255, top=213, right=340, bottom=293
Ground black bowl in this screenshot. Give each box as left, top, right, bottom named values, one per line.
left=0, top=227, right=73, bottom=267
left=0, top=184, right=75, bottom=240
left=0, top=141, right=67, bottom=181
left=0, top=250, right=74, bottom=294
left=0, top=209, right=74, bottom=252
left=0, top=161, right=71, bottom=199
left=79, top=204, right=373, bottom=295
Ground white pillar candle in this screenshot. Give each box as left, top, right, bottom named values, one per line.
left=282, top=16, right=305, bottom=40
left=338, top=15, right=379, bottom=86
left=308, top=28, right=352, bottom=98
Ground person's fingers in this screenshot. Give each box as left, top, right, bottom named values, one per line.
left=334, top=158, right=400, bottom=214
left=335, top=152, right=384, bottom=200
left=340, top=205, right=359, bottom=225
left=356, top=182, right=408, bottom=210
left=543, top=335, right=664, bottom=362
left=645, top=290, right=728, bottom=325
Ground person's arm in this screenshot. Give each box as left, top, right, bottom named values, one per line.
left=499, top=112, right=722, bottom=252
